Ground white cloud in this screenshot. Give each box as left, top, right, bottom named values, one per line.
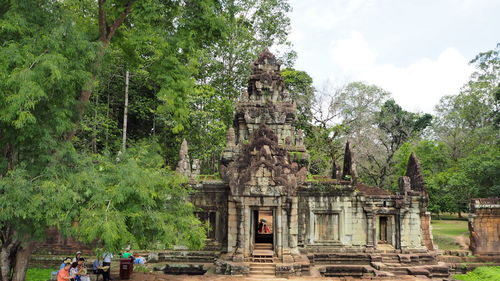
left=329, top=31, right=377, bottom=73
left=328, top=31, right=474, bottom=113
left=292, top=0, right=372, bottom=30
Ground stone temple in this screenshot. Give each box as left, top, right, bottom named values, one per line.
left=175, top=50, right=447, bottom=278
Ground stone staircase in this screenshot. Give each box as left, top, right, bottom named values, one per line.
left=252, top=243, right=274, bottom=263
left=249, top=263, right=276, bottom=278
left=312, top=251, right=450, bottom=278
left=250, top=243, right=275, bottom=277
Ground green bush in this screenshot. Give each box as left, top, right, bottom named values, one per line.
left=453, top=266, right=500, bottom=281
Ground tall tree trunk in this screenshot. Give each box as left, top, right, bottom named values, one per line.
left=12, top=243, right=34, bottom=281
left=0, top=240, right=18, bottom=281
left=1, top=246, right=12, bottom=281
left=122, top=70, right=130, bottom=152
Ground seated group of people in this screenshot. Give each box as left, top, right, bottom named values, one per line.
left=57, top=250, right=146, bottom=281
left=57, top=251, right=91, bottom=281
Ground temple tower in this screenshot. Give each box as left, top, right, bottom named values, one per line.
left=220, top=49, right=308, bottom=261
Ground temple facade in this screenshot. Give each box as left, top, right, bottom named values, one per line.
left=177, top=50, right=438, bottom=277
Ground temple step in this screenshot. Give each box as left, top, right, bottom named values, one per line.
left=249, top=262, right=275, bottom=277
left=254, top=243, right=273, bottom=250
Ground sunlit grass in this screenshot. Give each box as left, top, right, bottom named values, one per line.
left=26, top=268, right=54, bottom=281
left=453, top=266, right=500, bottom=281
left=431, top=219, right=468, bottom=250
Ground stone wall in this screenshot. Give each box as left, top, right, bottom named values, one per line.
left=297, top=186, right=367, bottom=249
left=190, top=181, right=229, bottom=251
left=399, top=197, right=426, bottom=250
left=33, top=228, right=94, bottom=255
left=420, top=212, right=434, bottom=250
left=469, top=198, right=500, bottom=256
left=296, top=183, right=428, bottom=253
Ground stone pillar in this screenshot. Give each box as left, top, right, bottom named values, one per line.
left=289, top=197, right=299, bottom=254
left=395, top=213, right=401, bottom=249
left=227, top=201, right=237, bottom=254
left=366, top=212, right=374, bottom=248
left=243, top=205, right=251, bottom=256
left=234, top=201, right=244, bottom=261
left=276, top=205, right=283, bottom=257
left=308, top=210, right=315, bottom=244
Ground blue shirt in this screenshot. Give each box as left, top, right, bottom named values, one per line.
left=134, top=257, right=145, bottom=264
left=92, top=259, right=101, bottom=271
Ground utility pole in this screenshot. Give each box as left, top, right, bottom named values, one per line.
left=122, top=70, right=129, bottom=152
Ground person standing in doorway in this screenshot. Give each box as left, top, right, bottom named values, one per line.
left=263, top=223, right=270, bottom=233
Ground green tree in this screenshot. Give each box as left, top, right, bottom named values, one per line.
left=0, top=1, right=220, bottom=279
left=282, top=68, right=315, bottom=132
left=393, top=141, right=452, bottom=214
left=427, top=44, right=499, bottom=215
left=53, top=143, right=206, bottom=252
left=433, top=44, right=499, bottom=161
left=305, top=82, right=389, bottom=176
left=359, top=99, right=432, bottom=188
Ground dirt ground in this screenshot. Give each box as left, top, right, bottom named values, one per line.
left=126, top=272, right=435, bottom=281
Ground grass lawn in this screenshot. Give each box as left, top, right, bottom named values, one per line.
left=453, top=266, right=500, bottom=281
left=431, top=219, right=469, bottom=250
left=26, top=268, right=54, bottom=281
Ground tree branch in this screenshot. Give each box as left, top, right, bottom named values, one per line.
left=98, top=0, right=108, bottom=43
left=106, top=1, right=134, bottom=43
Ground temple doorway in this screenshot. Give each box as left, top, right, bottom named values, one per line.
left=379, top=216, right=388, bottom=243
left=254, top=210, right=274, bottom=244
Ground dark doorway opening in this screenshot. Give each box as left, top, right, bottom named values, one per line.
left=379, top=216, right=388, bottom=243
left=254, top=210, right=273, bottom=244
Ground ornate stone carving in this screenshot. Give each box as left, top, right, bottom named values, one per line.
left=221, top=124, right=307, bottom=197
left=219, top=50, right=310, bottom=197
left=176, top=139, right=191, bottom=177
left=399, top=176, right=411, bottom=195
left=191, top=159, right=201, bottom=179
left=226, top=127, right=236, bottom=147
left=296, top=129, right=304, bottom=146
left=406, top=152, right=426, bottom=194
left=342, top=141, right=358, bottom=183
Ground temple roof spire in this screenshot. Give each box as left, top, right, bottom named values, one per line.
left=406, top=152, right=426, bottom=193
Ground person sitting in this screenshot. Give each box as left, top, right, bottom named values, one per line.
left=57, top=262, right=72, bottom=281
left=72, top=251, right=82, bottom=263
left=133, top=253, right=145, bottom=265
left=77, top=258, right=91, bottom=281
left=59, top=257, right=72, bottom=271
left=69, top=262, right=79, bottom=281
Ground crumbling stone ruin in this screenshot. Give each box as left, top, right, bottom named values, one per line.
left=176, top=50, right=447, bottom=278
left=469, top=198, right=500, bottom=256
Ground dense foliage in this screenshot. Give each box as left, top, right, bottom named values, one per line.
left=0, top=0, right=295, bottom=280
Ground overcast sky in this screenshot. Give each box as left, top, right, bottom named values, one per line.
left=288, top=0, right=500, bottom=113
